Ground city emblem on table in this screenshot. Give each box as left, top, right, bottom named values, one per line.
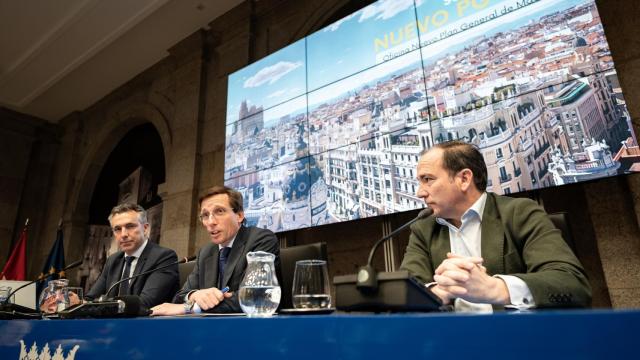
left=18, top=340, right=80, bottom=360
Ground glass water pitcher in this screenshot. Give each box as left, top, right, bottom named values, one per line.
left=238, top=251, right=281, bottom=317
left=38, top=278, right=69, bottom=313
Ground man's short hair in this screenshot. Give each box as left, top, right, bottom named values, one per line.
left=423, top=140, right=488, bottom=191
left=108, top=203, right=148, bottom=224
left=198, top=185, right=244, bottom=213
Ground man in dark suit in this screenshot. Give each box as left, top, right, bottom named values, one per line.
left=85, top=203, right=179, bottom=308
left=151, top=186, right=280, bottom=315
left=400, top=140, right=591, bottom=311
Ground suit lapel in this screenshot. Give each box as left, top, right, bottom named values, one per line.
left=109, top=252, right=125, bottom=292
left=480, top=194, right=505, bottom=275
left=203, top=246, right=219, bottom=289
left=129, top=243, right=152, bottom=289
left=431, top=225, right=451, bottom=272
left=222, top=226, right=248, bottom=287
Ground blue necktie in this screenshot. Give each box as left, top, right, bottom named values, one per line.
left=119, top=256, right=135, bottom=296
left=218, top=247, right=231, bottom=288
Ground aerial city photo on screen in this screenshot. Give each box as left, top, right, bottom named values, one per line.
left=224, top=0, right=638, bottom=232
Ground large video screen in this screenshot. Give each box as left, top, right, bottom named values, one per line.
left=226, top=0, right=637, bottom=232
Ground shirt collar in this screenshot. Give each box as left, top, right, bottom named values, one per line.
left=436, top=192, right=487, bottom=228
left=127, top=239, right=148, bottom=259
left=464, top=192, right=487, bottom=222
left=219, top=233, right=236, bottom=251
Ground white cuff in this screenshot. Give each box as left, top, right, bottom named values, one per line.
left=184, top=290, right=196, bottom=303
left=495, top=275, right=535, bottom=308
left=184, top=290, right=201, bottom=314
left=192, top=302, right=202, bottom=314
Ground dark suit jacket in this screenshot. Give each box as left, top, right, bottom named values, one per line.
left=400, top=192, right=592, bottom=308
left=173, top=226, right=280, bottom=313
left=86, top=241, right=180, bottom=308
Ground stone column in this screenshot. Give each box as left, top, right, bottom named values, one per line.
left=38, top=114, right=85, bottom=278
left=158, top=32, right=208, bottom=258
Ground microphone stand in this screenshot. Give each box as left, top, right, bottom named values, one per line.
left=0, top=259, right=83, bottom=319
left=59, top=256, right=195, bottom=319
left=333, top=208, right=444, bottom=312
left=356, top=208, right=433, bottom=292
left=102, top=256, right=196, bottom=301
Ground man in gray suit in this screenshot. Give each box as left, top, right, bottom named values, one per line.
left=85, top=203, right=179, bottom=308
left=151, top=185, right=280, bottom=315
left=400, top=140, right=591, bottom=311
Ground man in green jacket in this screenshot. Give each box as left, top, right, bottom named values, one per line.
left=400, top=140, right=591, bottom=311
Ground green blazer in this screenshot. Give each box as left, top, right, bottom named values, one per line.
left=400, top=193, right=592, bottom=308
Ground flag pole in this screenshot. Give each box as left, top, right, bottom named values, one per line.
left=24, top=218, right=29, bottom=227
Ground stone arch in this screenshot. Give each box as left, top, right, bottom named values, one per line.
left=65, top=102, right=172, bottom=235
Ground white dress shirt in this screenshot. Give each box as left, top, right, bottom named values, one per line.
left=121, top=239, right=148, bottom=283
left=189, top=235, right=237, bottom=314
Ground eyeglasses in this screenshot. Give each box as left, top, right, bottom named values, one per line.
left=112, top=223, right=139, bottom=235
left=198, top=207, right=234, bottom=222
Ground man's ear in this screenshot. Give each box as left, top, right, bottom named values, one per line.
left=143, top=222, right=150, bottom=238
left=458, top=168, right=474, bottom=192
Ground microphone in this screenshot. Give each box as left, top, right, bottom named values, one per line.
left=58, top=255, right=196, bottom=319
left=115, top=295, right=150, bottom=316
left=102, top=255, right=196, bottom=301
left=2, top=259, right=83, bottom=305
left=0, top=259, right=83, bottom=319
left=356, top=208, right=433, bottom=292
left=58, top=295, right=151, bottom=319
left=333, top=207, right=443, bottom=312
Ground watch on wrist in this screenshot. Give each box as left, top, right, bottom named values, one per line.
left=184, top=300, right=195, bottom=314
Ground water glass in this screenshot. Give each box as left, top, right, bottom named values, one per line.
left=292, top=260, right=331, bottom=309
left=64, top=287, right=84, bottom=307
left=0, top=286, right=11, bottom=303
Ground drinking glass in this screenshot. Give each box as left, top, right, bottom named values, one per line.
left=0, top=286, right=11, bottom=303
left=64, top=287, right=84, bottom=307
left=292, top=260, right=331, bottom=309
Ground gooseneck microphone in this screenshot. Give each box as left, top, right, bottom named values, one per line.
left=57, top=255, right=197, bottom=319
left=2, top=259, right=83, bottom=305
left=0, top=259, right=83, bottom=319
left=103, top=255, right=196, bottom=300
left=356, top=208, right=433, bottom=292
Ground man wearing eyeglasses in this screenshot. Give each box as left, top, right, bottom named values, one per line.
left=85, top=203, right=180, bottom=307
left=151, top=185, right=280, bottom=315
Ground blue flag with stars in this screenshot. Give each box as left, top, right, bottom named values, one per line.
left=37, top=227, right=66, bottom=296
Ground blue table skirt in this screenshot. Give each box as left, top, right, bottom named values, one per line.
left=1, top=309, right=636, bottom=359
